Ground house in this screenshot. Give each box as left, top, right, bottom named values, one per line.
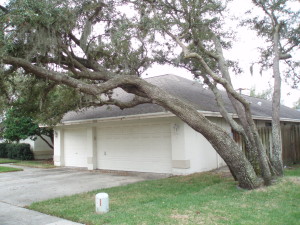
left=0, top=113, right=53, bottom=159
left=0, top=135, right=53, bottom=160
left=20, top=136, right=53, bottom=160
left=53, top=75, right=300, bottom=175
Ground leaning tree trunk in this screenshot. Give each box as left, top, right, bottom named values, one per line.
left=136, top=79, right=262, bottom=189
left=212, top=37, right=273, bottom=185
left=271, top=24, right=283, bottom=176
left=204, top=76, right=259, bottom=176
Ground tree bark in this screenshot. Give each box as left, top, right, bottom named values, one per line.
left=134, top=78, right=261, bottom=189
left=212, top=36, right=273, bottom=185
left=271, top=24, right=283, bottom=176
left=203, top=77, right=258, bottom=175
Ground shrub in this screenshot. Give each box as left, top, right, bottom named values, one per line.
left=0, top=143, right=9, bottom=158
left=6, top=143, right=34, bottom=160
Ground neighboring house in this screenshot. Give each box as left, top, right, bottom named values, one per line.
left=1, top=114, right=53, bottom=159
left=20, top=136, right=53, bottom=160
left=53, top=75, right=300, bottom=175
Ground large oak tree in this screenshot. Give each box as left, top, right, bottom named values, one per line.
left=0, top=0, right=296, bottom=189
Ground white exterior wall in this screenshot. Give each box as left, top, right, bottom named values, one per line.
left=20, top=136, right=53, bottom=159
left=185, top=123, right=220, bottom=173
left=208, top=117, right=229, bottom=168
left=172, top=119, right=226, bottom=175
left=171, top=117, right=228, bottom=175
left=170, top=119, right=190, bottom=174
left=54, top=116, right=230, bottom=174
left=54, top=129, right=64, bottom=166
left=86, top=127, right=97, bottom=170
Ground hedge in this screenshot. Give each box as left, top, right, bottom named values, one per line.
left=0, top=143, right=34, bottom=160
left=0, top=143, right=9, bottom=158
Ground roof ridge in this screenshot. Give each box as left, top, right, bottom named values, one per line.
left=144, top=74, right=185, bottom=80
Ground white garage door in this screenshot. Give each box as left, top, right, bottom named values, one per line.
left=97, top=122, right=172, bottom=173
left=64, top=128, right=87, bottom=167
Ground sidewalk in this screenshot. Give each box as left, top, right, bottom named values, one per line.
left=0, top=164, right=153, bottom=225
left=0, top=202, right=84, bottom=225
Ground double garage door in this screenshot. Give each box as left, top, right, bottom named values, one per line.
left=64, top=122, right=172, bottom=173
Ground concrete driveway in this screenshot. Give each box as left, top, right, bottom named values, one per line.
left=0, top=165, right=158, bottom=225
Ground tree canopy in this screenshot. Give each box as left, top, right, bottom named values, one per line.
left=0, top=0, right=299, bottom=189
left=1, top=106, right=53, bottom=148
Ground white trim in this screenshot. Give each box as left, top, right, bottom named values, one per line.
left=60, top=111, right=175, bottom=126
left=251, top=116, right=300, bottom=123
left=58, top=110, right=300, bottom=126
left=203, top=112, right=300, bottom=123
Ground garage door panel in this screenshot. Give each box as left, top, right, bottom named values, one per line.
left=97, top=123, right=172, bottom=173
left=99, top=157, right=170, bottom=172
left=64, top=128, right=87, bottom=167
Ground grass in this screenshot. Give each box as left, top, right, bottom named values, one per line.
left=0, top=158, right=55, bottom=168
left=13, top=160, right=55, bottom=168
left=284, top=164, right=300, bottom=176
left=29, top=166, right=300, bottom=225
left=0, top=158, right=19, bottom=164
left=0, top=165, right=23, bottom=173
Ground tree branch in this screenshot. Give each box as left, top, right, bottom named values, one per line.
left=203, top=76, right=244, bottom=133
left=3, top=56, right=125, bottom=96
left=279, top=53, right=292, bottom=60
left=2, top=56, right=151, bottom=107
left=38, top=135, right=53, bottom=149
left=165, top=30, right=252, bottom=112
left=84, top=95, right=152, bottom=110
left=0, top=5, right=8, bottom=13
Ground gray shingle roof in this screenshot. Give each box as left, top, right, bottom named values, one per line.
left=62, top=74, right=300, bottom=122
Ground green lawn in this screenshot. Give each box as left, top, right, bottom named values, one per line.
left=0, top=166, right=23, bottom=173
left=29, top=166, right=300, bottom=225
left=0, top=158, right=19, bottom=164
left=13, top=160, right=55, bottom=168
left=0, top=158, right=55, bottom=168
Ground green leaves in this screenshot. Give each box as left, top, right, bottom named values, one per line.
left=2, top=108, right=40, bottom=142
left=1, top=0, right=75, bottom=59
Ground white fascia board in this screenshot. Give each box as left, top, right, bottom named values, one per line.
left=204, top=112, right=300, bottom=123
left=59, top=111, right=175, bottom=126
left=245, top=115, right=300, bottom=123
left=56, top=110, right=300, bottom=127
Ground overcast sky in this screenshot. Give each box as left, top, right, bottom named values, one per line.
left=143, top=0, right=300, bottom=108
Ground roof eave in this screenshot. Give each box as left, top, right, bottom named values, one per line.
left=57, top=110, right=300, bottom=127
